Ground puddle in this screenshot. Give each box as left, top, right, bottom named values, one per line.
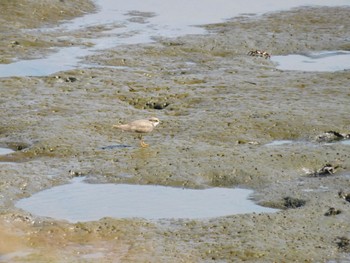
left=266, top=138, right=350, bottom=147
left=15, top=177, right=277, bottom=222
left=1, top=1, right=349, bottom=77
left=340, top=140, right=350, bottom=145
left=0, top=47, right=92, bottom=77
left=100, top=144, right=131, bottom=150
left=272, top=50, right=350, bottom=72
left=265, top=140, right=294, bottom=146
left=0, top=250, right=34, bottom=262
left=0, top=147, right=15, bottom=155
left=302, top=186, right=329, bottom=192
left=323, top=139, right=350, bottom=146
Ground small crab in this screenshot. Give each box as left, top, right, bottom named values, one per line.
left=304, top=163, right=339, bottom=177
left=324, top=207, right=341, bottom=216
left=317, top=163, right=338, bottom=176
left=338, top=191, right=350, bottom=202
left=248, top=50, right=271, bottom=59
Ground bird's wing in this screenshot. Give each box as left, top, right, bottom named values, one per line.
left=130, top=122, right=152, bottom=133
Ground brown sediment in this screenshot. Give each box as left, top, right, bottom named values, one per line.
left=1, top=2, right=350, bottom=262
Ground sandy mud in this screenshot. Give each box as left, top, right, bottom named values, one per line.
left=1, top=1, right=350, bottom=262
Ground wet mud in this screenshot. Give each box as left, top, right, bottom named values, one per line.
left=0, top=0, right=96, bottom=63
left=1, top=2, right=350, bottom=262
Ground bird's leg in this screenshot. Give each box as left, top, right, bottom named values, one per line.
left=140, top=140, right=149, bottom=148
left=138, top=134, right=149, bottom=148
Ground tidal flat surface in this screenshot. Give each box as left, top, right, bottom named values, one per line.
left=0, top=0, right=350, bottom=262
left=1, top=0, right=350, bottom=77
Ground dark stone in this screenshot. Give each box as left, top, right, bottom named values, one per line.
left=283, top=197, right=306, bottom=209
left=145, top=101, right=169, bottom=110
left=65, top=77, right=78, bottom=82
left=338, top=191, right=350, bottom=202
left=315, top=131, right=347, bottom=143
left=324, top=207, right=341, bottom=216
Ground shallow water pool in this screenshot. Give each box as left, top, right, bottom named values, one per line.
left=272, top=50, right=350, bottom=72
left=1, top=1, right=349, bottom=77
left=0, top=147, right=14, bottom=155
left=265, top=140, right=294, bottom=146
left=16, top=177, right=277, bottom=222
left=340, top=140, right=350, bottom=146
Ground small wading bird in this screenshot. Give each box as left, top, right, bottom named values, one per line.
left=113, top=117, right=160, bottom=147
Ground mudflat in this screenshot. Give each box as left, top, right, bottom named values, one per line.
left=1, top=1, right=350, bottom=262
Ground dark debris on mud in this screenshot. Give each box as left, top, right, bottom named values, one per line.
left=338, top=191, right=350, bottom=203
left=336, top=237, right=350, bottom=253
left=283, top=197, right=306, bottom=209
left=315, top=131, right=350, bottom=143
left=324, top=207, right=342, bottom=216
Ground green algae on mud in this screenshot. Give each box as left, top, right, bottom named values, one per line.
left=1, top=4, right=350, bottom=262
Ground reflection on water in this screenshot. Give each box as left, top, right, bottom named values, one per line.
left=272, top=51, right=350, bottom=72
left=0, top=47, right=90, bottom=77
left=58, top=0, right=350, bottom=35
left=341, top=140, right=350, bottom=145
left=0, top=147, right=14, bottom=155
left=266, top=139, right=350, bottom=147
left=0, top=251, right=34, bottom=262
left=16, top=177, right=277, bottom=222
left=265, top=140, right=294, bottom=146
left=0, top=0, right=349, bottom=77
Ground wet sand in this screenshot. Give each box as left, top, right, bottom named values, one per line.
left=1, top=1, right=350, bottom=262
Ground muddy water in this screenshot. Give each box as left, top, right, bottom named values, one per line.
left=1, top=0, right=350, bottom=262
